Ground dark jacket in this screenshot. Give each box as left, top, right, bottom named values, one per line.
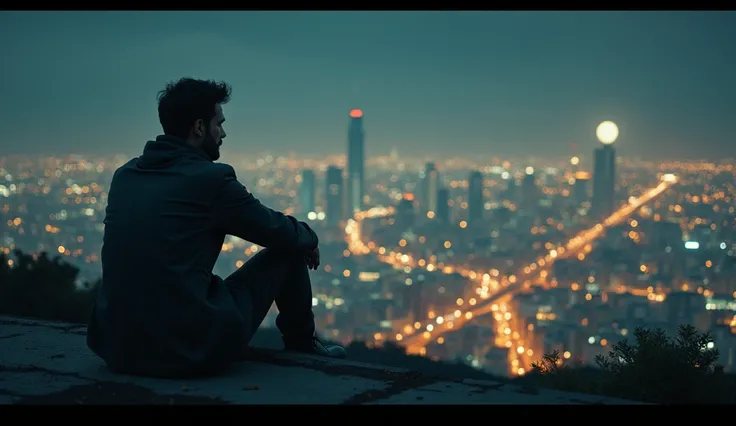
left=87, top=135, right=318, bottom=377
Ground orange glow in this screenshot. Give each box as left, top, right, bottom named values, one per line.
left=343, top=178, right=676, bottom=372
left=349, top=109, right=363, bottom=118
left=575, top=171, right=591, bottom=180
left=403, top=193, right=415, bottom=201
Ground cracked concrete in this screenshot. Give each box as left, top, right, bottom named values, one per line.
left=0, top=315, right=641, bottom=404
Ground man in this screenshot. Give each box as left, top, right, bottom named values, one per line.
left=87, top=77, right=346, bottom=378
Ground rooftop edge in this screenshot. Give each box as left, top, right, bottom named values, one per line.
left=0, top=315, right=642, bottom=405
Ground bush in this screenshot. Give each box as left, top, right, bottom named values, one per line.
left=525, top=325, right=735, bottom=404
left=525, top=350, right=610, bottom=396
left=0, top=250, right=99, bottom=324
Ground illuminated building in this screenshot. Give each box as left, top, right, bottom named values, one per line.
left=325, top=166, right=344, bottom=226
left=468, top=171, right=484, bottom=224
left=299, top=169, right=315, bottom=218
left=347, top=109, right=365, bottom=213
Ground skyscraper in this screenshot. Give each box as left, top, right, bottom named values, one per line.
left=396, top=193, right=416, bottom=229
left=592, top=146, right=615, bottom=216
left=326, top=166, right=344, bottom=226
left=468, top=171, right=484, bottom=224
left=299, top=169, right=316, bottom=218
left=572, top=171, right=591, bottom=206
left=592, top=121, right=618, bottom=217
left=502, top=176, right=516, bottom=202
left=422, top=162, right=439, bottom=216
left=436, top=187, right=450, bottom=224
left=521, top=167, right=538, bottom=210
left=347, top=109, right=365, bottom=213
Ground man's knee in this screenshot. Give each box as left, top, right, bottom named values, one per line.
left=253, top=248, right=306, bottom=270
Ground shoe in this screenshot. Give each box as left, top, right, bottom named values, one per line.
left=284, top=336, right=347, bottom=359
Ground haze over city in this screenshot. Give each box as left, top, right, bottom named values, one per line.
left=1, top=11, right=736, bottom=403
left=1, top=11, right=734, bottom=159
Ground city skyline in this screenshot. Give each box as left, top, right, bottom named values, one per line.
left=2, top=146, right=734, bottom=377
left=1, top=10, right=735, bottom=388
left=1, top=11, right=734, bottom=160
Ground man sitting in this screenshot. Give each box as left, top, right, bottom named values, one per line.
left=87, top=77, right=346, bottom=378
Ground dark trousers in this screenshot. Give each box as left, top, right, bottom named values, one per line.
left=223, top=248, right=316, bottom=347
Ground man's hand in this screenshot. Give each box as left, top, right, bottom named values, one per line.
left=305, top=247, right=320, bottom=270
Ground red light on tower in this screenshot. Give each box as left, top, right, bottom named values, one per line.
left=349, top=109, right=363, bottom=118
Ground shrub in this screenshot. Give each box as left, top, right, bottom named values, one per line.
left=525, top=325, right=735, bottom=404
left=0, top=250, right=98, bottom=324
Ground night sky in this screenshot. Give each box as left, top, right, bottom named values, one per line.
left=1, top=11, right=734, bottom=160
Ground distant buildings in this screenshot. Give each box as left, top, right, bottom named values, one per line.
left=325, top=166, right=344, bottom=226
left=347, top=109, right=365, bottom=214
left=422, top=162, right=439, bottom=216
left=592, top=123, right=617, bottom=217
left=468, top=171, right=484, bottom=224
left=299, top=169, right=315, bottom=218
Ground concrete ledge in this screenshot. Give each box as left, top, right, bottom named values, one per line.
left=0, top=316, right=640, bottom=404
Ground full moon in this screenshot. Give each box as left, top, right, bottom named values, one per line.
left=596, top=121, right=619, bottom=144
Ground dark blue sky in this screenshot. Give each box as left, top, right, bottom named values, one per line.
left=1, top=11, right=734, bottom=159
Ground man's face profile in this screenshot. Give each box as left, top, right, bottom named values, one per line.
left=196, top=104, right=226, bottom=161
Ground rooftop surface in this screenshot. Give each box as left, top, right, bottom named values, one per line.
left=0, top=315, right=640, bottom=405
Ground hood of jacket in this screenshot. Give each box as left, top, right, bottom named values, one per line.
left=136, top=135, right=211, bottom=170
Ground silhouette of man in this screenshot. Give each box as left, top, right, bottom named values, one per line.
left=87, top=78, right=346, bottom=378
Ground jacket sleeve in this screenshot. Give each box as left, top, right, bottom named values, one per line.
left=212, top=166, right=318, bottom=251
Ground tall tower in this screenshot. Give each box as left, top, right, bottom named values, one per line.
left=521, top=166, right=538, bottom=210
left=592, top=121, right=618, bottom=218
left=436, top=187, right=450, bottom=224
left=422, top=162, right=439, bottom=216
left=573, top=171, right=591, bottom=206
left=326, top=166, right=344, bottom=227
left=299, top=169, right=316, bottom=218
left=347, top=109, right=365, bottom=213
left=396, top=193, right=416, bottom=230
left=468, top=170, right=484, bottom=224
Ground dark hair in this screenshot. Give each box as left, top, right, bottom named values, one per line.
left=157, top=78, right=232, bottom=139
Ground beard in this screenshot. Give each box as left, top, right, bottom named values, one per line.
left=201, top=127, right=221, bottom=162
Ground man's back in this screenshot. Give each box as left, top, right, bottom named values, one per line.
left=87, top=136, right=247, bottom=377
left=87, top=78, right=335, bottom=376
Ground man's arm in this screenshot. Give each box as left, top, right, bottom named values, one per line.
left=213, top=167, right=318, bottom=252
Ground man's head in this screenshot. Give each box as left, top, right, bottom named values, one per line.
left=157, top=78, right=231, bottom=161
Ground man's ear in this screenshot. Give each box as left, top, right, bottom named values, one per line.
left=193, top=119, right=204, bottom=137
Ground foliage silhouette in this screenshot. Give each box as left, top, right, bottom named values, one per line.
left=524, top=325, right=736, bottom=404
left=0, top=249, right=99, bottom=324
